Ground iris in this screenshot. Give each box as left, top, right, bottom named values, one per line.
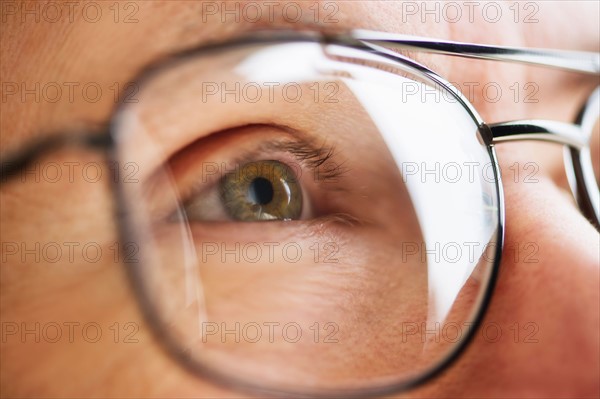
left=220, top=160, right=302, bottom=221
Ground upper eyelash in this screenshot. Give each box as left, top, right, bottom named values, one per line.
left=261, top=139, right=349, bottom=183
left=247, top=123, right=350, bottom=184
left=175, top=123, right=351, bottom=208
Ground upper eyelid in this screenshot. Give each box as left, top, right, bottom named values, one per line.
left=173, top=127, right=349, bottom=205
left=255, top=123, right=350, bottom=181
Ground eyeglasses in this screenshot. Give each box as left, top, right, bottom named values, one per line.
left=1, top=30, right=598, bottom=398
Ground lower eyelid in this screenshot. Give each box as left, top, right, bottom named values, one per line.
left=181, top=214, right=361, bottom=241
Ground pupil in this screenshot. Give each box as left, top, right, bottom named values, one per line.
left=248, top=177, right=274, bottom=205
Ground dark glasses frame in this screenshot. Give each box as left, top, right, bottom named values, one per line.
left=1, top=30, right=598, bottom=398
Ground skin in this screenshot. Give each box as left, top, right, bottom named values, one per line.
left=1, top=1, right=599, bottom=397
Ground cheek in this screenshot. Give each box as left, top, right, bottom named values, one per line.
left=411, top=175, right=599, bottom=397
left=483, top=178, right=598, bottom=394
left=0, top=150, right=210, bottom=397
left=143, top=217, right=429, bottom=384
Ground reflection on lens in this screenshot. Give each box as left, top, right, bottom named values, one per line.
left=113, top=37, right=500, bottom=396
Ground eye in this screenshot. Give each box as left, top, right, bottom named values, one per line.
left=161, top=126, right=346, bottom=224
left=219, top=160, right=302, bottom=221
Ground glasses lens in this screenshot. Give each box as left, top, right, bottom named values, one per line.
left=113, top=39, right=500, bottom=395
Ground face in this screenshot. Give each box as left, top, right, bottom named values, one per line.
left=1, top=1, right=599, bottom=397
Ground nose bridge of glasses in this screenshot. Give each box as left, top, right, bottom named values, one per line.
left=489, top=119, right=600, bottom=230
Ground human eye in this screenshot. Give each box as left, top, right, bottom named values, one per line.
left=167, top=125, right=349, bottom=224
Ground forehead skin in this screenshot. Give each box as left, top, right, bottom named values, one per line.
left=1, top=0, right=597, bottom=153
left=2, top=1, right=434, bottom=151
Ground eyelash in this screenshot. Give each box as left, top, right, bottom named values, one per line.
left=174, top=130, right=348, bottom=219
left=275, top=140, right=347, bottom=183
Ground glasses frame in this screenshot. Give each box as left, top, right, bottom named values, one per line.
left=1, top=29, right=598, bottom=398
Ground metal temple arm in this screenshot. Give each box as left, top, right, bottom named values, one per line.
left=352, top=30, right=600, bottom=74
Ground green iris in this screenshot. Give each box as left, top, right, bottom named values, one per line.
left=220, top=160, right=302, bottom=221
